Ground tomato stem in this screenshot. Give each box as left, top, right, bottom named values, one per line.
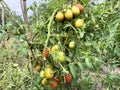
left=58, top=62, right=69, bottom=74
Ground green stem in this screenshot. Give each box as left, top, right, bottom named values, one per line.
left=43, top=8, right=58, bottom=61
left=58, top=62, right=69, bottom=74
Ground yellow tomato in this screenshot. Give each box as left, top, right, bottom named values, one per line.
left=65, top=9, right=73, bottom=20
left=41, top=78, right=48, bottom=85
left=72, top=6, right=80, bottom=16
left=74, top=19, right=84, bottom=28
left=55, top=12, right=64, bottom=21
left=51, top=44, right=60, bottom=53
left=44, top=68, right=54, bottom=79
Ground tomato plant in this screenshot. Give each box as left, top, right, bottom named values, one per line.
left=0, top=0, right=120, bottom=90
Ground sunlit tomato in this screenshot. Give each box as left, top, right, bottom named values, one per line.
left=69, top=40, right=75, bottom=49
left=74, top=19, right=84, bottom=28
left=76, top=3, right=83, bottom=12
left=51, top=44, right=60, bottom=53
left=34, top=66, right=41, bottom=72
left=40, top=70, right=45, bottom=78
left=55, top=12, right=64, bottom=21
left=44, top=68, right=54, bottom=79
left=65, top=74, right=73, bottom=83
left=41, top=78, right=48, bottom=85
left=65, top=9, right=73, bottom=20
left=72, top=6, right=80, bottom=16
left=42, top=48, right=50, bottom=58
left=56, top=51, right=66, bottom=63
left=50, top=81, right=58, bottom=88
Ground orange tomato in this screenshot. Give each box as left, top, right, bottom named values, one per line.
left=34, top=66, right=41, bottom=72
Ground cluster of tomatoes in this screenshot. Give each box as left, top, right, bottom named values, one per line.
left=55, top=3, right=84, bottom=28
left=34, top=3, right=83, bottom=89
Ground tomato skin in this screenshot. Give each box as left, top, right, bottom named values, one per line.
left=76, top=3, right=83, bottom=12
left=56, top=51, right=66, bottom=63
left=51, top=44, right=60, bottom=53
left=50, top=81, right=58, bottom=88
left=65, top=74, right=73, bottom=83
left=74, top=19, right=84, bottom=28
left=40, top=70, right=45, bottom=78
left=72, top=6, right=80, bottom=16
left=41, top=78, right=48, bottom=85
left=55, top=12, right=64, bottom=21
left=69, top=41, right=75, bottom=49
left=34, top=66, right=41, bottom=72
left=54, top=77, right=61, bottom=84
left=44, top=68, right=54, bottom=79
left=42, top=48, right=50, bottom=58
left=65, top=9, right=73, bottom=20
left=12, top=63, right=18, bottom=68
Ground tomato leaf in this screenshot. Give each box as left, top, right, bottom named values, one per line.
left=77, top=62, right=84, bottom=70
left=85, top=58, right=93, bottom=69
left=69, top=64, right=76, bottom=78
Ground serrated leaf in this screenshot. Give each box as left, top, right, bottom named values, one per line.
left=77, top=62, right=84, bottom=70
left=85, top=58, right=93, bottom=69
left=69, top=64, right=76, bottom=78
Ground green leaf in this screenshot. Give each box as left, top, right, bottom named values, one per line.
left=77, top=62, right=84, bottom=70
left=69, top=64, right=76, bottom=78
left=108, top=23, right=119, bottom=39
left=85, top=58, right=93, bottom=69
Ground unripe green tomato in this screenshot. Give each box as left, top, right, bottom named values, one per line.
left=69, top=41, right=75, bottom=49
left=40, top=70, right=45, bottom=78
left=12, top=63, right=18, bottom=68
left=56, top=51, right=66, bottom=63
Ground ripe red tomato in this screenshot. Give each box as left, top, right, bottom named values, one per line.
left=76, top=3, right=83, bottom=12
left=54, top=77, right=61, bottom=84
left=50, top=81, right=58, bottom=88
left=65, top=74, right=73, bottom=83
left=42, top=48, right=50, bottom=58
